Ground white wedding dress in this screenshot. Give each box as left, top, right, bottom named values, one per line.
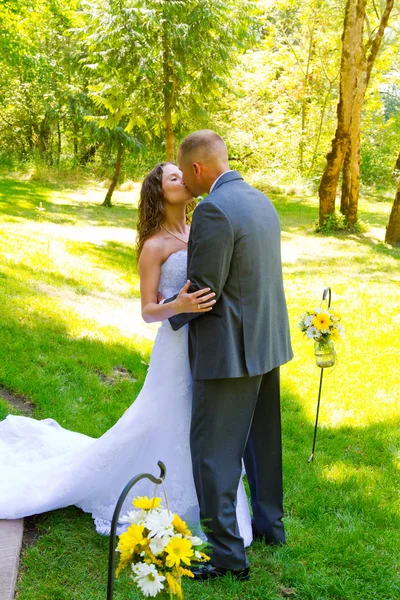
left=0, top=249, right=252, bottom=544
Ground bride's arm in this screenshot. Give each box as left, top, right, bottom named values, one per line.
left=139, top=244, right=215, bottom=324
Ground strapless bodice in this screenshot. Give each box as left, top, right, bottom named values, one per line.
left=158, top=250, right=187, bottom=299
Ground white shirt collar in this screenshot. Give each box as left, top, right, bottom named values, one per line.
left=209, top=170, right=231, bottom=194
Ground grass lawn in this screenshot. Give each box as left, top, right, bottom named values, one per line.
left=0, top=176, right=399, bottom=600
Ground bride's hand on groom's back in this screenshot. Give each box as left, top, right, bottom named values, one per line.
left=174, top=280, right=216, bottom=314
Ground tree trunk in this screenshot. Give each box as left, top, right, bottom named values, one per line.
left=80, top=143, right=99, bottom=166
left=70, top=98, right=79, bottom=162
left=385, top=178, right=400, bottom=245
left=162, top=21, right=175, bottom=162
left=318, top=0, right=364, bottom=226
left=102, top=143, right=123, bottom=208
left=394, top=151, right=400, bottom=174
left=340, top=144, right=351, bottom=216
left=345, top=131, right=361, bottom=225
left=73, top=132, right=79, bottom=162
left=38, top=114, right=51, bottom=161
left=340, top=0, right=395, bottom=225
left=164, top=104, right=175, bottom=162
left=340, top=70, right=364, bottom=223
left=57, top=120, right=61, bottom=167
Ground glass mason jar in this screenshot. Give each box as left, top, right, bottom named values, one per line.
left=314, top=339, right=336, bottom=368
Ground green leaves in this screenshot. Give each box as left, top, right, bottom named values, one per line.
left=76, top=0, right=258, bottom=155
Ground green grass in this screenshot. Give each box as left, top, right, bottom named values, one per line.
left=1, top=177, right=399, bottom=599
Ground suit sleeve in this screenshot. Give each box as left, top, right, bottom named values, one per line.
left=167, top=201, right=234, bottom=331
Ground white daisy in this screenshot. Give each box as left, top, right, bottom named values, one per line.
left=189, top=536, right=203, bottom=547
left=132, top=562, right=165, bottom=597
left=145, top=509, right=174, bottom=539
left=304, top=315, right=314, bottom=327
left=306, top=326, right=320, bottom=339
left=149, top=535, right=170, bottom=555
left=119, top=509, right=147, bottom=526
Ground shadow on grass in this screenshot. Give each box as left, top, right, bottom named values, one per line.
left=67, top=240, right=137, bottom=276
left=3, top=260, right=97, bottom=293
left=270, top=194, right=319, bottom=231
left=0, top=179, right=138, bottom=229
left=348, top=234, right=400, bottom=262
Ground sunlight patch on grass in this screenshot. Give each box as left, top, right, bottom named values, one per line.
left=322, top=462, right=378, bottom=485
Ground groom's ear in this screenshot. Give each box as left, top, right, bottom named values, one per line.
left=193, top=162, right=201, bottom=176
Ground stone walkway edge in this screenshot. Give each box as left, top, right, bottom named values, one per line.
left=0, top=519, right=24, bottom=600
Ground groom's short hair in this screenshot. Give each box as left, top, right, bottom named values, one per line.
left=179, top=130, right=228, bottom=164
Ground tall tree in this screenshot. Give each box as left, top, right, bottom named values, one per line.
left=318, top=0, right=366, bottom=226
left=318, top=0, right=394, bottom=227
left=340, top=0, right=394, bottom=225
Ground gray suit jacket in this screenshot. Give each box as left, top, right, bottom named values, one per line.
left=167, top=171, right=293, bottom=380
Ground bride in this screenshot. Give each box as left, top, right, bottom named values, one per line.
left=0, top=162, right=252, bottom=544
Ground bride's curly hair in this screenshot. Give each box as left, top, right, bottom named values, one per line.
left=136, top=162, right=196, bottom=260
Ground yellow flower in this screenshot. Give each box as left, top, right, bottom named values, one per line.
left=331, top=328, right=340, bottom=341
left=116, top=552, right=131, bottom=577
left=117, top=524, right=145, bottom=556
left=133, top=496, right=162, bottom=510
left=195, top=551, right=210, bottom=562
left=179, top=567, right=195, bottom=578
left=166, top=573, right=183, bottom=598
left=165, top=536, right=194, bottom=567
left=172, top=514, right=192, bottom=537
left=312, top=313, right=331, bottom=331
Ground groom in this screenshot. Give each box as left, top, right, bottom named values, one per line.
left=165, top=130, right=293, bottom=581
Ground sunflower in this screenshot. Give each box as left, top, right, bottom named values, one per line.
left=312, top=312, right=331, bottom=331
left=133, top=496, right=162, bottom=510
left=117, top=524, right=145, bottom=556
left=165, top=536, right=194, bottom=567
left=116, top=524, right=145, bottom=576
left=172, top=514, right=192, bottom=537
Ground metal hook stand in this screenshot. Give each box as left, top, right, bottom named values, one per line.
left=308, top=288, right=331, bottom=463
left=107, top=461, right=167, bottom=599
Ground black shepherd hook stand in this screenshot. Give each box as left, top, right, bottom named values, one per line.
left=107, top=461, right=167, bottom=600
left=308, top=287, right=331, bottom=463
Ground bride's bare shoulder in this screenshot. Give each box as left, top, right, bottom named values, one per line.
left=139, top=233, right=168, bottom=267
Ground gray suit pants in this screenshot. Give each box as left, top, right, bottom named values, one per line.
left=190, top=367, right=284, bottom=569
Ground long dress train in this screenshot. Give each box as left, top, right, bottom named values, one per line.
left=0, top=250, right=252, bottom=544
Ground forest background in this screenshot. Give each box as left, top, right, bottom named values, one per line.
left=1, top=0, right=400, bottom=239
